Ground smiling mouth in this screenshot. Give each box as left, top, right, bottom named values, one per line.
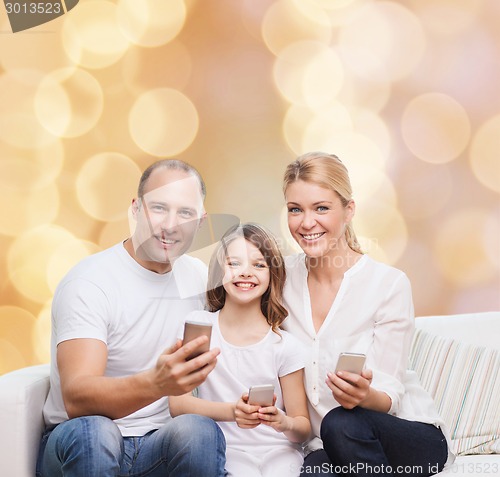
left=233, top=282, right=257, bottom=289
left=156, top=236, right=178, bottom=246
left=301, top=232, right=325, bottom=241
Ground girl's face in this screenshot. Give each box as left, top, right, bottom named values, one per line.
left=285, top=180, right=354, bottom=259
left=222, top=237, right=270, bottom=306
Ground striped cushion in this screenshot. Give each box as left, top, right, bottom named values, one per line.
left=409, top=329, right=500, bottom=455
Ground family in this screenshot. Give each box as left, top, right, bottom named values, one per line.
left=36, top=153, right=452, bottom=477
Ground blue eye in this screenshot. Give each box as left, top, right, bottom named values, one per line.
left=288, top=207, right=301, bottom=213
left=179, top=209, right=194, bottom=219
left=317, top=206, right=329, bottom=212
left=255, top=262, right=268, bottom=269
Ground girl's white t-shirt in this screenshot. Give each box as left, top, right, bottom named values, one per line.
left=181, top=310, right=305, bottom=452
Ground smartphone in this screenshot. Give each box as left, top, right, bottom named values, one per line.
left=248, top=384, right=275, bottom=407
left=183, top=321, right=212, bottom=360
left=334, top=352, right=366, bottom=374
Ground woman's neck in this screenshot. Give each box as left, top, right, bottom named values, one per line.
left=306, top=242, right=362, bottom=283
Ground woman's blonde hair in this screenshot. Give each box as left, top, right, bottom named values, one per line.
left=283, top=151, right=363, bottom=254
left=206, top=223, right=288, bottom=333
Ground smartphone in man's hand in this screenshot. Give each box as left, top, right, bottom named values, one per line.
left=182, top=321, right=212, bottom=360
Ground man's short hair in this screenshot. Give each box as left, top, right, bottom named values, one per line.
left=138, top=159, right=206, bottom=200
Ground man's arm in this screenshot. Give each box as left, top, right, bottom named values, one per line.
left=59, top=336, right=219, bottom=420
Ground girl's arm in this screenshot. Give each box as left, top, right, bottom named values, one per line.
left=257, top=369, right=311, bottom=443
left=169, top=393, right=235, bottom=421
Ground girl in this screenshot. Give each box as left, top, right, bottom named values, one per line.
left=281, top=152, right=452, bottom=476
left=169, top=223, right=311, bottom=477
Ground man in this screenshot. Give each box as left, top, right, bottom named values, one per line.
left=37, top=160, right=226, bottom=477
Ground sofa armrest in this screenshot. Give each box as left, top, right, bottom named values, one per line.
left=0, top=364, right=50, bottom=477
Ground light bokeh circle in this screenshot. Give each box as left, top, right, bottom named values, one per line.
left=338, top=2, right=426, bottom=82
left=0, top=69, right=59, bottom=149
left=117, top=0, right=187, bottom=48
left=0, top=159, right=59, bottom=236
left=434, top=209, right=496, bottom=286
left=62, top=1, right=131, bottom=69
left=76, top=153, right=141, bottom=222
left=401, top=93, right=471, bottom=164
left=7, top=226, right=77, bottom=304
left=129, top=88, right=199, bottom=157
left=0, top=307, right=36, bottom=371
left=262, top=0, right=332, bottom=56
left=33, top=303, right=52, bottom=364
left=273, top=41, right=343, bottom=107
left=355, top=201, right=408, bottom=265
left=35, top=68, right=104, bottom=138
left=469, top=115, right=500, bottom=193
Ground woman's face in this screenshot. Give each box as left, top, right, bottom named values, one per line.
left=285, top=180, right=354, bottom=258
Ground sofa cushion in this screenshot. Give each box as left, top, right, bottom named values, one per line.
left=410, top=329, right=500, bottom=455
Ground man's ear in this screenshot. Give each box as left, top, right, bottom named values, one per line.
left=198, top=210, right=207, bottom=229
left=131, top=198, right=140, bottom=219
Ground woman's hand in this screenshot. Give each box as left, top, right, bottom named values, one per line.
left=234, top=393, right=261, bottom=429
left=326, top=368, right=373, bottom=409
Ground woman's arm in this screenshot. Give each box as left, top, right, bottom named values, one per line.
left=325, top=273, right=414, bottom=413
left=257, top=369, right=311, bottom=443
left=169, top=393, right=235, bottom=421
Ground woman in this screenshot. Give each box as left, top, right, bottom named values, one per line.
left=281, top=152, right=452, bottom=477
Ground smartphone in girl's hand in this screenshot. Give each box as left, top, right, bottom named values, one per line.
left=248, top=384, right=275, bottom=406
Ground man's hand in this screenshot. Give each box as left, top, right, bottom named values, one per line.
left=58, top=336, right=219, bottom=420
left=149, top=336, right=219, bottom=397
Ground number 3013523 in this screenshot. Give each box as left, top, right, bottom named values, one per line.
left=5, top=2, right=62, bottom=15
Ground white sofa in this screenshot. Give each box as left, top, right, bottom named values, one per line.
left=0, top=312, right=498, bottom=476
left=409, top=312, right=500, bottom=476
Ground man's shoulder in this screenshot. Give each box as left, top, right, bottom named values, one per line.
left=172, top=255, right=208, bottom=298
left=56, top=243, right=124, bottom=293
left=63, top=243, right=122, bottom=278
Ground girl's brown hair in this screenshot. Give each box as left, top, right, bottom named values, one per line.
left=206, top=223, right=288, bottom=333
left=283, top=151, right=363, bottom=254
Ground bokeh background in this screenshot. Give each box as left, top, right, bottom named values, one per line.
left=0, top=0, right=499, bottom=375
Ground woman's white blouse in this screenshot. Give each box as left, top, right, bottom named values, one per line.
left=282, top=253, right=448, bottom=453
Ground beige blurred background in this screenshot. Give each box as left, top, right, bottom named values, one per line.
left=0, top=0, right=499, bottom=375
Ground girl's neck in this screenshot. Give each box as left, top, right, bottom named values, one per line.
left=219, top=299, right=267, bottom=326
left=218, top=299, right=270, bottom=346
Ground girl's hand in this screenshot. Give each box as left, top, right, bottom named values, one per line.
left=234, top=393, right=261, bottom=429
left=256, top=397, right=290, bottom=433
left=326, top=368, right=373, bottom=409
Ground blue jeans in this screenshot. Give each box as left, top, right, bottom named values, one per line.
left=36, top=414, right=226, bottom=477
left=301, top=407, right=447, bottom=476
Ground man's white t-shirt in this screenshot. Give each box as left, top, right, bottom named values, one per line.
left=43, top=242, right=207, bottom=437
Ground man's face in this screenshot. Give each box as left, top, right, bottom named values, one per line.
left=131, top=168, right=205, bottom=273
